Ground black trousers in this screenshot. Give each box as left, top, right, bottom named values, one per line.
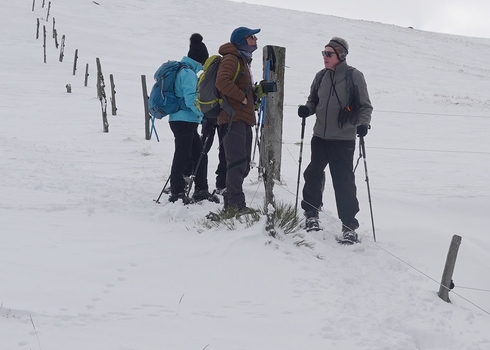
left=201, top=118, right=227, bottom=190
left=301, top=136, right=359, bottom=224
left=169, top=121, right=208, bottom=195
left=222, top=121, right=252, bottom=209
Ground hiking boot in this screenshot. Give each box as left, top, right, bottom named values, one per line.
left=339, top=221, right=360, bottom=244
left=339, top=228, right=359, bottom=244
left=168, top=192, right=190, bottom=204
left=236, top=206, right=257, bottom=216
left=305, top=217, right=321, bottom=232
left=222, top=205, right=257, bottom=217
left=192, top=189, right=220, bottom=203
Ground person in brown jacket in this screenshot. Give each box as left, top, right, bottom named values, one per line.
left=215, top=26, right=260, bottom=213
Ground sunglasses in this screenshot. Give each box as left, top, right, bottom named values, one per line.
left=322, top=50, right=336, bottom=58
left=246, top=35, right=257, bottom=40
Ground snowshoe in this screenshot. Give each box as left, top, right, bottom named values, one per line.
left=305, top=217, right=322, bottom=232
left=336, top=228, right=359, bottom=245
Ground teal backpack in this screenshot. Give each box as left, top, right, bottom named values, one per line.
left=148, top=61, right=188, bottom=119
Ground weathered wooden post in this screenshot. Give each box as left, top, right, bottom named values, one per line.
left=141, top=75, right=150, bottom=140
left=84, top=63, right=89, bottom=87
left=43, top=25, right=46, bottom=63
left=260, top=45, right=285, bottom=236
left=46, top=2, right=51, bottom=22
left=260, top=45, right=285, bottom=204
left=96, top=58, right=109, bottom=133
left=59, top=35, right=65, bottom=62
left=42, top=0, right=45, bottom=8
left=36, top=18, right=40, bottom=39
left=261, top=45, right=285, bottom=180
left=53, top=29, right=58, bottom=48
left=109, top=74, right=117, bottom=115
left=32, top=0, right=36, bottom=11
left=73, top=49, right=78, bottom=75
left=438, top=235, right=462, bottom=302
left=52, top=18, right=55, bottom=38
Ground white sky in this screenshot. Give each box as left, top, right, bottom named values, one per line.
left=233, top=0, right=490, bottom=38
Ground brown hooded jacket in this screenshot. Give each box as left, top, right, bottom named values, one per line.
left=215, top=42, right=256, bottom=126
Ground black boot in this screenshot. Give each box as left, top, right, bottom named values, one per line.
left=169, top=192, right=190, bottom=204
left=192, top=189, right=220, bottom=203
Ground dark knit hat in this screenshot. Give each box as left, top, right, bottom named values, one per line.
left=326, top=37, right=349, bottom=61
left=187, top=33, right=209, bottom=65
left=230, top=27, right=261, bottom=46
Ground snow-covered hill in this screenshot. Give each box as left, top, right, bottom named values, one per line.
left=1, top=1, right=489, bottom=349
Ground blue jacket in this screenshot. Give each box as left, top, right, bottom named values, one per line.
left=168, top=56, right=203, bottom=123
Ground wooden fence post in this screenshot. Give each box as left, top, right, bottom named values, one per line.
left=438, top=235, right=462, bottom=302
left=42, top=0, right=45, bottom=8
left=46, top=1, right=51, bottom=22
left=260, top=45, right=285, bottom=211
left=141, top=75, right=150, bottom=140
left=73, top=49, right=78, bottom=75
left=43, top=25, right=46, bottom=63
left=84, top=63, right=89, bottom=87
left=52, top=17, right=55, bottom=38
left=109, top=74, right=117, bottom=115
left=53, top=29, right=58, bottom=48
left=259, top=45, right=286, bottom=237
left=96, top=58, right=109, bottom=133
left=36, top=18, right=40, bottom=39
left=32, top=0, right=35, bottom=11
left=261, top=45, right=285, bottom=181
left=59, top=35, right=65, bottom=62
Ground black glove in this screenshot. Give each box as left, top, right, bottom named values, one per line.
left=357, top=124, right=368, bottom=137
left=298, top=105, right=310, bottom=118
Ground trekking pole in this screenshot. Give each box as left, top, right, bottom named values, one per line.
left=359, top=136, right=376, bottom=242
left=251, top=59, right=270, bottom=169
left=154, top=177, right=170, bottom=204
left=185, top=134, right=211, bottom=198
left=294, top=116, right=307, bottom=215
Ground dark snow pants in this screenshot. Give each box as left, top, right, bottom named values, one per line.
left=222, top=121, right=252, bottom=209
left=301, top=136, right=359, bottom=224
left=201, top=118, right=227, bottom=190
left=169, top=121, right=208, bottom=195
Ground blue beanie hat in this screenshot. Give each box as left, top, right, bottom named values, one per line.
left=230, top=27, right=261, bottom=46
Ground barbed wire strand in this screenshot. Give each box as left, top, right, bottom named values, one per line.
left=111, top=113, right=490, bottom=308
left=283, top=104, right=490, bottom=119
left=271, top=181, right=490, bottom=316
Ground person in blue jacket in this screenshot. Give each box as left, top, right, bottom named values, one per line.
left=168, top=33, right=217, bottom=204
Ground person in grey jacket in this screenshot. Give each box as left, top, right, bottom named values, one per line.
left=297, top=37, right=373, bottom=243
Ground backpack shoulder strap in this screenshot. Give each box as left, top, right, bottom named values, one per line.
left=345, top=67, right=358, bottom=105
left=221, top=54, right=241, bottom=82
left=231, top=61, right=241, bottom=82
left=314, top=68, right=328, bottom=91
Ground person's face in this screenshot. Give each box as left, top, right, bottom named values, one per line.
left=322, top=46, right=339, bottom=69
left=246, top=34, right=258, bottom=45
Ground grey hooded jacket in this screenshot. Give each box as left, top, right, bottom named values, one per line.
left=305, top=60, right=373, bottom=140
